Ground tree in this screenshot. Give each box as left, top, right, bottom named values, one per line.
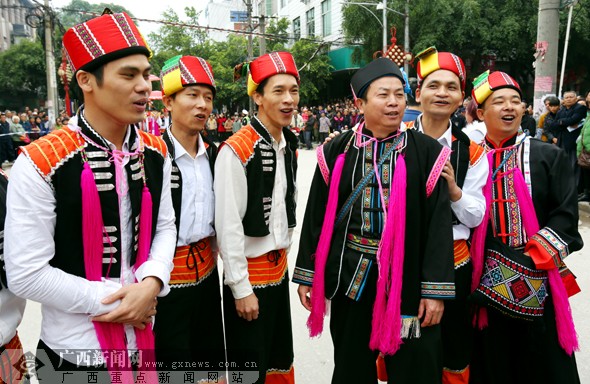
left=342, top=0, right=577, bottom=94
left=0, top=40, right=47, bottom=108
left=57, top=0, right=134, bottom=30
left=254, top=17, right=333, bottom=104
left=343, top=0, right=590, bottom=94
left=263, top=18, right=290, bottom=53
left=290, top=40, right=333, bottom=104
left=148, top=7, right=209, bottom=57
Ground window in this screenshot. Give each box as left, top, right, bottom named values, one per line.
left=306, top=8, right=315, bottom=37
left=280, top=0, right=287, bottom=8
left=321, top=0, right=332, bottom=37
left=293, top=17, right=301, bottom=40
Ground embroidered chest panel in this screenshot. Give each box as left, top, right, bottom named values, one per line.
left=359, top=141, right=394, bottom=236
left=491, top=149, right=526, bottom=248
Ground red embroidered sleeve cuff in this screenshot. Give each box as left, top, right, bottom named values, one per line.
left=526, top=228, right=569, bottom=270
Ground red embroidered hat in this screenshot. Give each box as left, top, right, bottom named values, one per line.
left=415, top=47, right=466, bottom=91
left=160, top=55, right=216, bottom=97
left=63, top=11, right=151, bottom=73
left=472, top=70, right=522, bottom=106
left=247, top=51, right=299, bottom=96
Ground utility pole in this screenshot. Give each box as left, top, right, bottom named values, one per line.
left=382, top=0, right=387, bottom=54
left=44, top=0, right=58, bottom=126
left=404, top=0, right=409, bottom=74
left=259, top=7, right=266, bottom=55
left=558, top=3, right=575, bottom=98
left=533, top=0, right=560, bottom=113
left=244, top=0, right=254, bottom=114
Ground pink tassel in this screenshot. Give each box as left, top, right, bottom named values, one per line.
left=470, top=151, right=494, bottom=293
left=82, top=162, right=105, bottom=282
left=473, top=306, right=488, bottom=330
left=547, top=268, right=579, bottom=355
left=308, top=153, right=346, bottom=337
left=81, top=162, right=134, bottom=383
left=513, top=167, right=579, bottom=355
left=133, top=185, right=158, bottom=383
left=136, top=186, right=153, bottom=264
left=373, top=154, right=406, bottom=355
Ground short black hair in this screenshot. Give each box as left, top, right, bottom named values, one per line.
left=255, top=77, right=271, bottom=96
left=91, top=65, right=105, bottom=86
left=71, top=64, right=105, bottom=100
left=545, top=96, right=560, bottom=107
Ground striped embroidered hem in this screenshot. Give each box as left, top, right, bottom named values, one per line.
left=421, top=282, right=455, bottom=299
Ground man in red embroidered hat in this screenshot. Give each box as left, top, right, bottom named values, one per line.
left=410, top=47, right=488, bottom=384
left=214, top=51, right=300, bottom=383
left=468, top=71, right=582, bottom=384
left=155, top=55, right=225, bottom=381
left=295, top=57, right=454, bottom=384
left=4, top=10, right=176, bottom=383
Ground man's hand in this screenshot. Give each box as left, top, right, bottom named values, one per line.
left=441, top=160, right=462, bottom=202
left=297, top=285, right=312, bottom=311
left=418, top=298, right=444, bottom=327
left=92, top=277, right=161, bottom=330
left=323, top=130, right=341, bottom=144
left=235, top=293, right=259, bottom=321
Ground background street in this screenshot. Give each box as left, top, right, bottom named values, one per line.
left=13, top=148, right=590, bottom=384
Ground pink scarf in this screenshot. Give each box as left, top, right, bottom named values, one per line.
left=308, top=128, right=408, bottom=356
left=470, top=140, right=578, bottom=354
left=80, top=129, right=158, bottom=383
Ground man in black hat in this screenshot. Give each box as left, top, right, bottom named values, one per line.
left=294, top=58, right=455, bottom=384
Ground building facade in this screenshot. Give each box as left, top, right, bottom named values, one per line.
left=202, top=0, right=248, bottom=42
left=0, top=0, right=36, bottom=52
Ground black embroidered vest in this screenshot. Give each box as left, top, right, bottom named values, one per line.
left=23, top=118, right=165, bottom=279
left=222, top=117, right=298, bottom=237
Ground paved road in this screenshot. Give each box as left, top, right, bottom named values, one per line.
left=13, top=148, right=590, bottom=383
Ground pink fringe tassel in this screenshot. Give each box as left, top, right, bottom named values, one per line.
left=470, top=152, right=494, bottom=294
left=513, top=167, right=578, bottom=355
left=372, top=155, right=406, bottom=355
left=133, top=186, right=158, bottom=383
left=547, top=268, right=579, bottom=355
left=308, top=153, right=346, bottom=337
left=81, top=162, right=134, bottom=383
left=472, top=306, right=488, bottom=330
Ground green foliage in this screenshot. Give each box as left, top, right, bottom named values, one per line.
left=290, top=40, right=333, bottom=104
left=263, top=18, right=290, bottom=52
left=342, top=0, right=550, bottom=91
left=58, top=0, right=134, bottom=30
left=146, top=9, right=332, bottom=108
left=0, top=40, right=47, bottom=97
left=147, top=7, right=210, bottom=57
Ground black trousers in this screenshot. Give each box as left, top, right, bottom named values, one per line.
left=223, top=273, right=294, bottom=384
left=329, top=268, right=443, bottom=384
left=470, top=295, right=580, bottom=384
left=441, top=261, right=473, bottom=373
left=154, top=268, right=225, bottom=370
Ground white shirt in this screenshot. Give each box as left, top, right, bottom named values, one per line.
left=416, top=116, right=488, bottom=240
left=169, top=130, right=215, bottom=246
left=0, top=287, right=26, bottom=346
left=463, top=121, right=487, bottom=144
left=158, top=115, right=170, bottom=129
left=214, top=129, right=293, bottom=299
left=4, top=120, right=176, bottom=362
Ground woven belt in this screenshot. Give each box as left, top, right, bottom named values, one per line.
left=0, top=332, right=27, bottom=384
left=453, top=239, right=470, bottom=267
left=345, top=233, right=379, bottom=255
left=170, top=237, right=216, bottom=286
left=247, top=249, right=287, bottom=288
